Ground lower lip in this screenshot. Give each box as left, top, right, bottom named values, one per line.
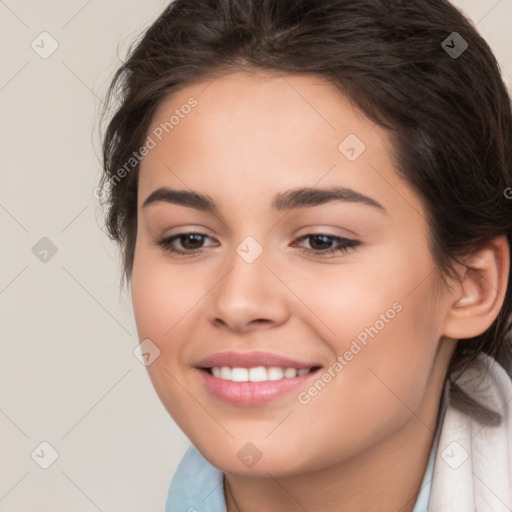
left=197, top=368, right=320, bottom=406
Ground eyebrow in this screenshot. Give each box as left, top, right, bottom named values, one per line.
left=142, top=186, right=386, bottom=213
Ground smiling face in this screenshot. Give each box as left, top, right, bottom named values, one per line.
left=131, top=70, right=457, bottom=476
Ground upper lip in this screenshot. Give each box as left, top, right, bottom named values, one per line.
left=195, top=351, right=321, bottom=370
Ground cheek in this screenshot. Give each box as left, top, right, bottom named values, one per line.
left=290, top=246, right=441, bottom=399
left=131, top=248, right=204, bottom=428
left=283, top=269, right=442, bottom=468
left=131, top=243, right=201, bottom=345
left=290, top=249, right=434, bottom=343
left=130, top=245, right=207, bottom=416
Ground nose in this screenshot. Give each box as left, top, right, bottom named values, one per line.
left=204, top=242, right=290, bottom=332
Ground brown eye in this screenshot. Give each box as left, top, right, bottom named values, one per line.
left=293, top=234, right=360, bottom=256
left=155, top=232, right=215, bottom=255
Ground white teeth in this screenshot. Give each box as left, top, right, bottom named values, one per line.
left=230, top=368, right=249, bottom=382
left=284, top=367, right=297, bottom=378
left=268, top=367, right=285, bottom=380
left=210, top=366, right=313, bottom=382
left=249, top=366, right=268, bottom=382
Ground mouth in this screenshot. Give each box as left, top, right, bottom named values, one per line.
left=196, top=365, right=323, bottom=406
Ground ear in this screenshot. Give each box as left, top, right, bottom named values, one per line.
left=442, top=236, right=510, bottom=340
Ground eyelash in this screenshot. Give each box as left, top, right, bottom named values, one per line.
left=154, top=232, right=361, bottom=257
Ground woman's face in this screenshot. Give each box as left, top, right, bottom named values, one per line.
left=131, top=70, right=456, bottom=476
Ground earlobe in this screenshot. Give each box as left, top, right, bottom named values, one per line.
left=442, top=236, right=510, bottom=339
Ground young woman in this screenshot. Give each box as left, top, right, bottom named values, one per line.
left=99, top=0, right=512, bottom=510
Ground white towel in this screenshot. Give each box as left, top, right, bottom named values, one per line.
left=429, top=353, right=512, bottom=511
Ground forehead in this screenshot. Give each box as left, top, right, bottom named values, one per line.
left=147, top=70, right=374, bottom=153
left=137, top=70, right=421, bottom=223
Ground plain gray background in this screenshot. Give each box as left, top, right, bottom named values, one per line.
left=0, top=1, right=511, bottom=510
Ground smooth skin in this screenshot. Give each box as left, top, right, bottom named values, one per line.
left=131, top=70, right=509, bottom=512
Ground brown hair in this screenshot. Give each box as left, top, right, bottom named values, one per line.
left=99, top=0, right=512, bottom=418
